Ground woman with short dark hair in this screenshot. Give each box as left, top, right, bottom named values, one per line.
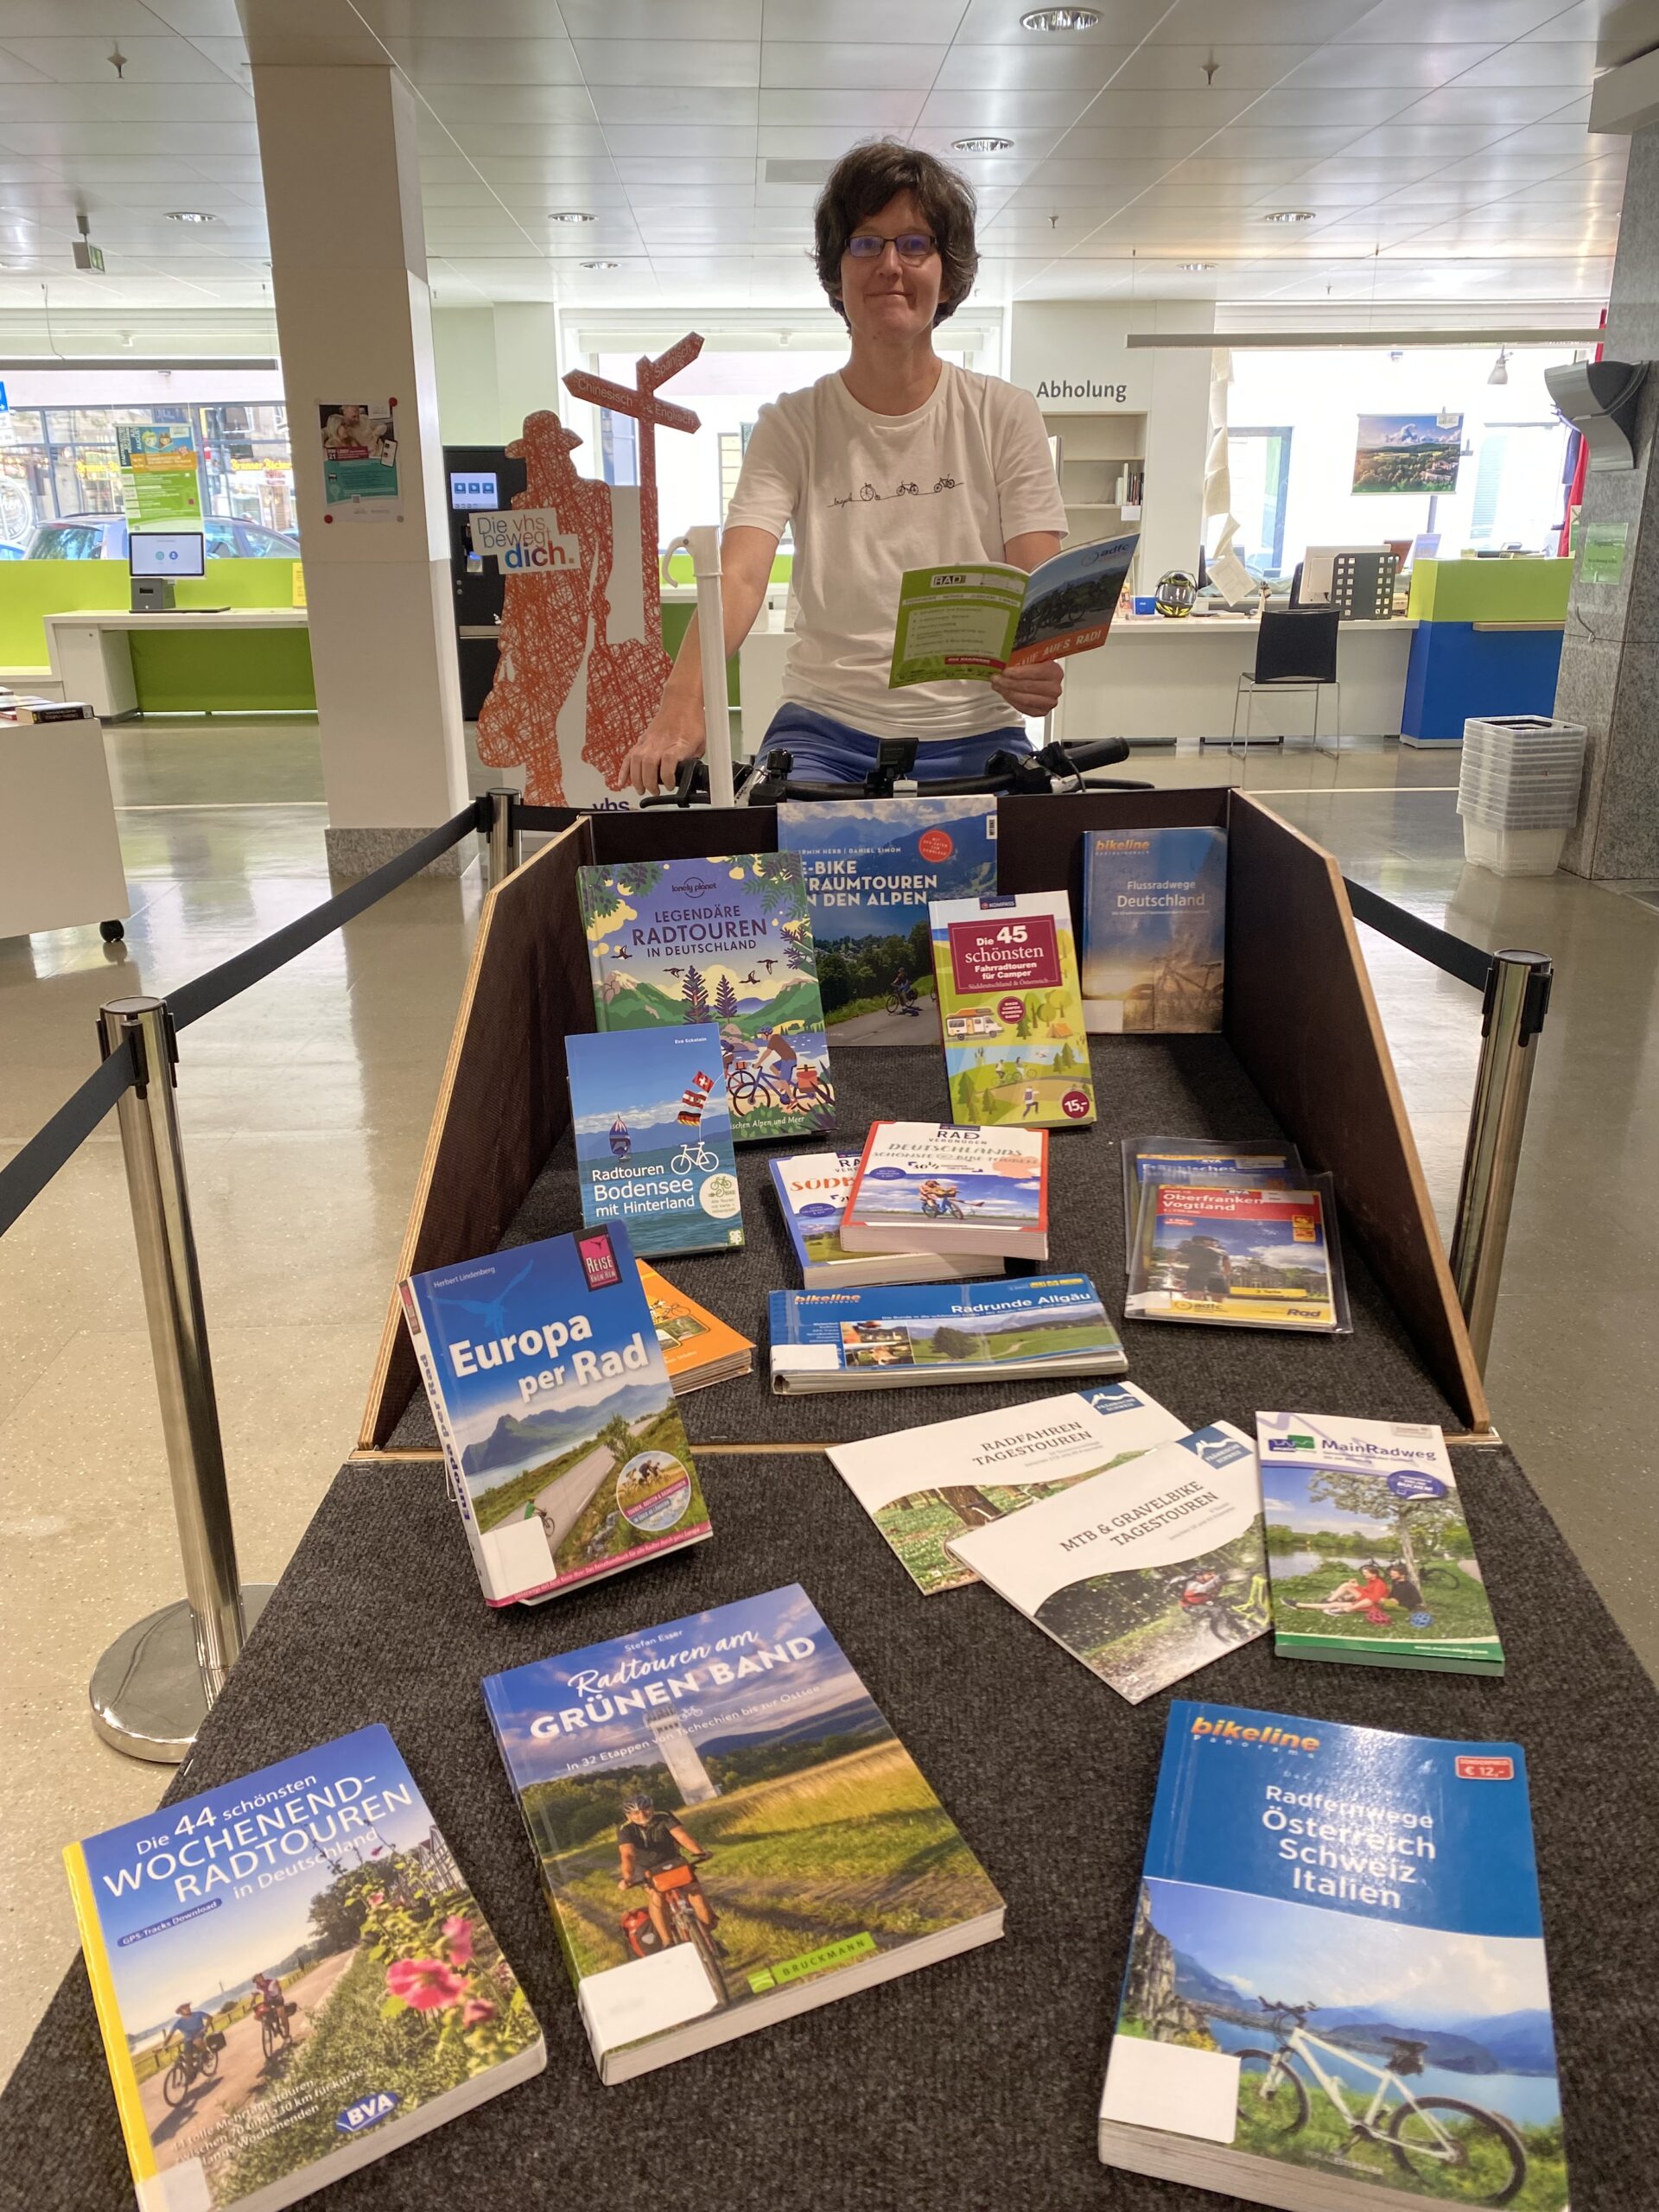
left=622, top=140, right=1068, bottom=795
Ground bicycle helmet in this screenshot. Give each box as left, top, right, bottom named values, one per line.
left=621, top=1792, right=654, bottom=1817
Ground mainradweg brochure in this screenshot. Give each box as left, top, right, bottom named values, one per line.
left=768, top=1274, right=1126, bottom=1394
left=768, top=1148, right=989, bottom=1289
left=888, top=531, right=1140, bottom=686
left=577, top=851, right=832, bottom=1143
left=566, top=1026, right=742, bottom=1259
left=1097, top=1701, right=1566, bottom=2212
left=400, top=1225, right=711, bottom=1605
left=1128, top=1179, right=1350, bottom=1333
left=1258, top=1412, right=1503, bottom=1675
left=827, top=1381, right=1187, bottom=1596
left=948, top=1423, right=1269, bottom=1702
left=842, top=1120, right=1048, bottom=1263
left=65, top=1726, right=543, bottom=2212
left=481, top=1584, right=1003, bottom=2083
left=777, top=798, right=995, bottom=1045
left=929, top=889, right=1096, bottom=1127
left=1082, top=824, right=1227, bottom=1034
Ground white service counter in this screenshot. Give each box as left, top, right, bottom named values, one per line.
left=43, top=607, right=308, bottom=721
left=737, top=609, right=1418, bottom=750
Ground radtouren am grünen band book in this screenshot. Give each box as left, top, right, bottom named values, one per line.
left=481, top=1585, right=1003, bottom=2082
left=65, top=1726, right=543, bottom=2212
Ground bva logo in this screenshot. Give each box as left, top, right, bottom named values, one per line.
left=336, top=2090, right=399, bottom=2134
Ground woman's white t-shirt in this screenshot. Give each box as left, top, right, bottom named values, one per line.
left=722, top=362, right=1067, bottom=745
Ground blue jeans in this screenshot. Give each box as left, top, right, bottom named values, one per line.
left=753, top=703, right=1033, bottom=786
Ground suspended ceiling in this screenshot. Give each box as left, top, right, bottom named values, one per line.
left=0, top=0, right=1643, bottom=327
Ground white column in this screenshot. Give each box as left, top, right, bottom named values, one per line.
left=249, top=60, right=470, bottom=874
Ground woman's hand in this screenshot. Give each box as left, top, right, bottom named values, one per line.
left=621, top=711, right=707, bottom=797
left=990, top=657, right=1065, bottom=721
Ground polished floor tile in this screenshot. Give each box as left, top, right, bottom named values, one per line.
left=1, top=717, right=1655, bottom=2088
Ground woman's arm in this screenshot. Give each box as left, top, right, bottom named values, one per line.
left=990, top=528, right=1066, bottom=721
left=621, top=524, right=779, bottom=795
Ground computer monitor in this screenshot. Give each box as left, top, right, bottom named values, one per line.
left=130, top=531, right=206, bottom=579
left=449, top=470, right=498, bottom=511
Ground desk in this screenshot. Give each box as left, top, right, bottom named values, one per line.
left=42, top=607, right=310, bottom=721
left=737, top=612, right=1418, bottom=749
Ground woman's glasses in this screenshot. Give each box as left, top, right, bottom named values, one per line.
left=845, top=231, right=938, bottom=264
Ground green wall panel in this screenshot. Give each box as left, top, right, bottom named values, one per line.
left=1407, top=557, right=1572, bottom=624
left=128, top=627, right=315, bottom=714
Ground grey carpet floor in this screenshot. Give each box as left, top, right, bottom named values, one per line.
left=6, top=1444, right=1654, bottom=2210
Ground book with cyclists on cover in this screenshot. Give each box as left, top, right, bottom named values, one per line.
left=64, top=1725, right=544, bottom=2212
left=400, top=1225, right=711, bottom=1607
left=776, top=798, right=996, bottom=1045
left=1127, top=1178, right=1350, bottom=1333
left=769, top=1148, right=994, bottom=1289
left=1120, top=1138, right=1305, bottom=1277
left=888, top=531, right=1140, bottom=687
left=637, top=1261, right=753, bottom=1393
left=1258, top=1413, right=1503, bottom=1675
left=768, top=1274, right=1126, bottom=1394
left=577, top=853, right=831, bottom=1144
left=827, top=1380, right=1188, bottom=1596
left=1097, top=1701, right=1566, bottom=2212
left=929, top=890, right=1096, bottom=1128
left=566, top=1026, right=743, bottom=1258
left=842, top=1121, right=1049, bottom=1262
left=1082, top=825, right=1227, bottom=1033
left=480, top=1584, right=1004, bottom=2083
left=948, top=1424, right=1269, bottom=1702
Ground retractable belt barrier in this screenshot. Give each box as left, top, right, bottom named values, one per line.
left=0, top=790, right=1548, bottom=1760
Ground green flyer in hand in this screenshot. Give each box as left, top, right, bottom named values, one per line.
left=888, top=531, right=1140, bottom=689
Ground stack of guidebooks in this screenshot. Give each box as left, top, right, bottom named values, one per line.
left=1097, top=1701, right=1566, bottom=2212
left=1126, top=1171, right=1350, bottom=1336
left=841, top=1122, right=1048, bottom=1264
left=769, top=1148, right=997, bottom=1288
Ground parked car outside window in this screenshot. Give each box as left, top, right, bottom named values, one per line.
left=25, top=515, right=300, bottom=558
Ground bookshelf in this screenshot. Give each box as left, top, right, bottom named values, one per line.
left=1045, top=410, right=1147, bottom=565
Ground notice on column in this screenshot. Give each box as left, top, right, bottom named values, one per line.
left=318, top=399, right=402, bottom=523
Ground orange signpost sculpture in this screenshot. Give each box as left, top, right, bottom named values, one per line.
left=474, top=334, right=702, bottom=807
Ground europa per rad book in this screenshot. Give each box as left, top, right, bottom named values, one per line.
left=928, top=890, right=1096, bottom=1128
left=63, top=1725, right=544, bottom=2212
left=776, top=798, right=995, bottom=1046
left=400, top=1225, right=710, bottom=1607
left=565, top=1026, right=743, bottom=1258
left=768, top=1274, right=1126, bottom=1393
left=577, top=853, right=832, bottom=1143
left=1258, top=1413, right=1503, bottom=1676
left=1097, top=1702, right=1566, bottom=2212
left=1082, top=825, right=1227, bottom=1034
left=947, top=1423, right=1269, bottom=1701
left=826, top=1381, right=1187, bottom=1596
left=768, top=1148, right=990, bottom=1289
left=480, top=1584, right=1003, bottom=2083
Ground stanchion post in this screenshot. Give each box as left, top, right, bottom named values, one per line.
left=92, top=996, right=270, bottom=1761
left=486, top=786, right=519, bottom=885
left=1448, top=950, right=1552, bottom=1376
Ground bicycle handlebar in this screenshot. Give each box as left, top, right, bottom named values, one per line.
left=638, top=735, right=1147, bottom=806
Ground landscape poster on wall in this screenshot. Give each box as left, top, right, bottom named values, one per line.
left=1351, top=414, right=1463, bottom=496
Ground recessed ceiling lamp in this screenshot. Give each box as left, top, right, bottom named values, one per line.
left=166, top=209, right=216, bottom=224
left=1263, top=209, right=1315, bottom=225
left=580, top=258, right=620, bottom=270
left=952, top=136, right=1014, bottom=153
left=550, top=210, right=595, bottom=224
left=1020, top=8, right=1099, bottom=30
left=1178, top=262, right=1216, bottom=271
left=1488, top=346, right=1510, bottom=385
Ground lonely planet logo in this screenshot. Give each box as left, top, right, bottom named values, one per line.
left=674, top=874, right=718, bottom=895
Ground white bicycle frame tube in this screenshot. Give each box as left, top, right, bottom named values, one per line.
left=665, top=525, right=734, bottom=809
left=1279, top=2030, right=1459, bottom=2159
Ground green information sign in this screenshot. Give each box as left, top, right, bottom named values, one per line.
left=117, top=424, right=202, bottom=524
left=1581, top=521, right=1629, bottom=585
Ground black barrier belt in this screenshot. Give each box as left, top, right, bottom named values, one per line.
left=168, top=802, right=485, bottom=1033
left=0, top=1044, right=135, bottom=1240
left=512, top=804, right=581, bottom=832
left=1343, top=876, right=1492, bottom=994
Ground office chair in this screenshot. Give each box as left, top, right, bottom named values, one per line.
left=1226, top=607, right=1342, bottom=751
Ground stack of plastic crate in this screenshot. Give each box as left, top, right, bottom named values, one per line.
left=1458, top=715, right=1587, bottom=876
